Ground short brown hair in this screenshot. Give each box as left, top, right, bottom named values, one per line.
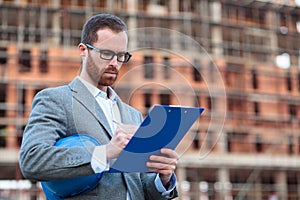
left=81, top=13, right=127, bottom=45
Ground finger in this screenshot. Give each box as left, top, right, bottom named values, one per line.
left=111, top=132, right=131, bottom=148
left=149, top=168, right=174, bottom=177
left=146, top=161, right=176, bottom=171
left=160, top=148, right=179, bottom=159
left=149, top=155, right=178, bottom=166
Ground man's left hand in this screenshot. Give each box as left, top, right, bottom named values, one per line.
left=146, top=148, right=179, bottom=187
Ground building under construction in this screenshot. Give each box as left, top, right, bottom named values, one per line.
left=0, top=0, right=300, bottom=199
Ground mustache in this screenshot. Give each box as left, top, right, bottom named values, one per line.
left=105, top=65, right=119, bottom=73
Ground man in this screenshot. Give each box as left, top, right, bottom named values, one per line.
left=19, top=13, right=178, bottom=199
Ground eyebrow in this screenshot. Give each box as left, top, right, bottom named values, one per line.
left=86, top=43, right=126, bottom=53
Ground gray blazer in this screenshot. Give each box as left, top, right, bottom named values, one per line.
left=19, top=77, right=178, bottom=200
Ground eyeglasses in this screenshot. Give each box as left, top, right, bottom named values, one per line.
left=86, top=43, right=132, bottom=63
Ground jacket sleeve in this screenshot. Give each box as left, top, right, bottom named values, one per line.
left=19, top=88, right=96, bottom=181
left=141, top=173, right=178, bottom=200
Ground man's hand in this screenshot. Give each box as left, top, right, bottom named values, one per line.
left=146, top=148, right=179, bottom=187
left=105, top=124, right=137, bottom=159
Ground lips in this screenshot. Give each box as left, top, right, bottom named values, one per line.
left=104, top=71, right=117, bottom=75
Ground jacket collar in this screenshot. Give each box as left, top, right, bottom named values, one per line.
left=69, top=77, right=113, bottom=137
left=69, top=77, right=134, bottom=135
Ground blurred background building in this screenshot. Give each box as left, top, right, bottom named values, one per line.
left=0, top=0, right=300, bottom=199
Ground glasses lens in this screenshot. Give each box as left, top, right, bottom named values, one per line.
left=100, top=50, right=114, bottom=60
left=121, top=53, right=131, bottom=63
left=98, top=48, right=131, bottom=63
left=117, top=53, right=126, bottom=62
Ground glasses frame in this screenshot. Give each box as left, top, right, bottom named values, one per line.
left=85, top=43, right=132, bottom=63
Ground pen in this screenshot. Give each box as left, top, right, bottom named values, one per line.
left=112, top=120, right=121, bottom=126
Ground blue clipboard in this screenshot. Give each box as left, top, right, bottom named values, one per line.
left=109, top=105, right=204, bottom=172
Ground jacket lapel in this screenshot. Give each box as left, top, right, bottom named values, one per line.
left=69, top=77, right=113, bottom=137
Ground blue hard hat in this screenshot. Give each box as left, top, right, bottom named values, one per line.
left=41, top=134, right=103, bottom=200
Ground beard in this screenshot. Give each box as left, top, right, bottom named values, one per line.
left=85, top=54, right=119, bottom=87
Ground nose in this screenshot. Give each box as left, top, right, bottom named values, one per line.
left=109, top=56, right=121, bottom=68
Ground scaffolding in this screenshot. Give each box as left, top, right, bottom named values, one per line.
left=0, top=0, right=299, bottom=199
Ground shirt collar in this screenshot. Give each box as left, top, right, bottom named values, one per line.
left=78, top=76, right=117, bottom=101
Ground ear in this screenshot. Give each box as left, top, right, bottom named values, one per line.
left=78, top=43, right=87, bottom=57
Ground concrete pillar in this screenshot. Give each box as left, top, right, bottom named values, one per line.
left=254, top=181, right=263, bottom=200
left=25, top=86, right=35, bottom=117
left=39, top=6, right=48, bottom=48
left=6, top=84, right=17, bottom=149
left=85, top=0, right=93, bottom=19
left=219, top=131, right=228, bottom=154
left=152, top=90, right=160, bottom=105
left=6, top=125, right=17, bottom=149
left=7, top=45, right=18, bottom=78
left=127, top=0, right=138, bottom=51
left=275, top=171, right=287, bottom=200
left=217, top=168, right=232, bottom=200
left=52, top=0, right=61, bottom=45
left=127, top=0, right=137, bottom=14
left=266, top=10, right=278, bottom=63
left=199, top=181, right=209, bottom=200
left=169, top=0, right=180, bottom=51
left=297, top=173, right=300, bottom=200
left=176, top=166, right=186, bottom=195
left=210, top=2, right=223, bottom=56
left=106, top=0, right=113, bottom=11
left=170, top=0, right=179, bottom=14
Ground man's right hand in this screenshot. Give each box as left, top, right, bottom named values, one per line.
left=105, top=124, right=137, bottom=159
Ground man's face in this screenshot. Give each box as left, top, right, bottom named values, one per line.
left=85, top=29, right=128, bottom=88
